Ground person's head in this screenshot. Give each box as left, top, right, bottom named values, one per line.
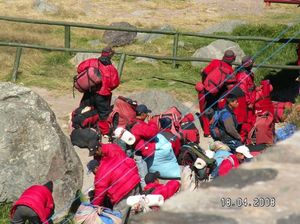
left=100, top=46, right=115, bottom=58
left=88, top=142, right=102, bottom=157
left=226, top=94, right=238, bottom=109
left=222, top=50, right=236, bottom=65
left=235, top=145, right=253, bottom=163
left=159, top=117, right=172, bottom=129
left=145, top=171, right=160, bottom=184
left=87, top=159, right=100, bottom=175
left=135, top=104, right=152, bottom=121
left=44, top=181, right=54, bottom=193
left=241, top=56, right=254, bottom=70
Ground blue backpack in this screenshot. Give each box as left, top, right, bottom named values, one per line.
left=210, top=109, right=227, bottom=140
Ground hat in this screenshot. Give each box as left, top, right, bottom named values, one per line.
left=242, top=56, right=254, bottom=68
left=87, top=160, right=99, bottom=174
left=159, top=117, right=172, bottom=129
left=145, top=171, right=160, bottom=184
left=44, top=181, right=54, bottom=193
left=101, top=46, right=115, bottom=57
left=88, top=141, right=100, bottom=156
left=236, top=145, right=253, bottom=159
left=136, top=104, right=152, bottom=115
left=222, top=50, right=236, bottom=63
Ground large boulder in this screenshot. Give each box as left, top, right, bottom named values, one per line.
left=0, top=82, right=83, bottom=215
left=103, top=22, right=137, bottom=47
left=191, top=39, right=245, bottom=67
left=131, top=131, right=300, bottom=223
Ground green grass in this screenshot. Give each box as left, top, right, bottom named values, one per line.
left=0, top=202, right=12, bottom=223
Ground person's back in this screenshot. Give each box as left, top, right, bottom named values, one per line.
left=10, top=183, right=54, bottom=224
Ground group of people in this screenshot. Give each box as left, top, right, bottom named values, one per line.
left=10, top=44, right=298, bottom=223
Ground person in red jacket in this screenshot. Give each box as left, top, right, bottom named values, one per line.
left=197, top=50, right=236, bottom=137
left=10, top=181, right=55, bottom=224
left=218, top=145, right=253, bottom=176
left=158, top=117, right=181, bottom=157
left=89, top=143, right=141, bottom=215
left=78, top=46, right=120, bottom=136
left=143, top=172, right=180, bottom=200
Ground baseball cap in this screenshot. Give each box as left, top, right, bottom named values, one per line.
left=145, top=171, right=160, bottom=184
left=236, top=145, right=253, bottom=159
left=101, top=46, right=115, bottom=57
left=136, top=104, right=152, bottom=114
left=223, top=50, right=236, bottom=63
left=87, top=160, right=99, bottom=174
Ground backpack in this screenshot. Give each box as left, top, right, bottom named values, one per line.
left=149, top=107, right=183, bottom=140
left=209, top=109, right=227, bottom=140
left=203, top=61, right=233, bottom=95
left=107, top=96, right=137, bottom=129
left=272, top=101, right=293, bottom=123
left=247, top=111, right=274, bottom=145
left=180, top=122, right=200, bottom=144
left=70, top=128, right=100, bottom=149
left=74, top=66, right=102, bottom=93
left=71, top=106, right=99, bottom=129
left=73, top=203, right=122, bottom=224
left=178, top=143, right=216, bottom=182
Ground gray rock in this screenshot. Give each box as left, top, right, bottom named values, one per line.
left=129, top=90, right=189, bottom=115
left=134, top=57, right=158, bottom=65
left=34, top=0, right=58, bottom=14
left=136, top=25, right=175, bottom=43
left=130, top=212, right=238, bottom=224
left=277, top=214, right=300, bottom=224
left=201, top=20, right=247, bottom=34
left=87, top=39, right=101, bottom=48
left=0, top=82, right=83, bottom=215
left=70, top=53, right=100, bottom=66
left=191, top=39, right=245, bottom=67
left=103, top=22, right=137, bottom=47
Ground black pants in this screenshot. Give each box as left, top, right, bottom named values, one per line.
left=80, top=92, right=112, bottom=120
left=11, top=206, right=41, bottom=224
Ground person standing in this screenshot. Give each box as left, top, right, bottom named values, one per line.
left=78, top=46, right=120, bottom=136
left=10, top=181, right=55, bottom=224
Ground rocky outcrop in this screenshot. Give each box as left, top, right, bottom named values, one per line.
left=130, top=131, right=300, bottom=224
left=191, top=39, right=245, bottom=67
left=0, top=82, right=83, bottom=214
left=103, top=22, right=137, bottom=47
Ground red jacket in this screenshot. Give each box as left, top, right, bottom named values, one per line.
left=236, top=70, right=256, bottom=105
left=202, top=59, right=235, bottom=83
left=218, top=154, right=240, bottom=176
left=77, top=58, right=120, bottom=96
left=144, top=180, right=180, bottom=200
left=131, top=119, right=159, bottom=157
left=10, top=185, right=54, bottom=224
left=93, top=143, right=140, bottom=206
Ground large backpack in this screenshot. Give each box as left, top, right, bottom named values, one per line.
left=70, top=128, right=100, bottom=149
left=149, top=107, right=183, bottom=140
left=247, top=111, right=274, bottom=145
left=178, top=143, right=216, bottom=182
left=71, top=106, right=99, bottom=129
left=272, top=101, right=293, bottom=123
left=203, top=61, right=233, bottom=95
left=107, top=96, right=137, bottom=129
left=209, top=109, right=227, bottom=140
left=74, top=66, right=102, bottom=93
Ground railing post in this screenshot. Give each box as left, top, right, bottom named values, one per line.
left=11, top=47, right=22, bottom=82
left=64, top=25, right=71, bottom=51
left=117, top=53, right=126, bottom=78
left=172, top=33, right=179, bottom=68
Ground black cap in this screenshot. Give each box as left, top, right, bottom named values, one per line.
left=87, top=160, right=99, bottom=174
left=145, top=171, right=160, bottom=184
left=136, top=104, right=152, bottom=115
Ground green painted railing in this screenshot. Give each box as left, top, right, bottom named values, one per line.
left=0, top=16, right=299, bottom=81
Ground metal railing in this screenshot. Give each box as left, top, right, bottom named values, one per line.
left=0, top=16, right=299, bottom=81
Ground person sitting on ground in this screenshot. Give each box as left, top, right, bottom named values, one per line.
left=143, top=172, right=180, bottom=201
left=89, top=142, right=140, bottom=215
left=215, top=94, right=242, bottom=151
left=10, top=181, right=55, bottom=224
left=158, top=117, right=181, bottom=157
left=217, top=145, right=253, bottom=176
